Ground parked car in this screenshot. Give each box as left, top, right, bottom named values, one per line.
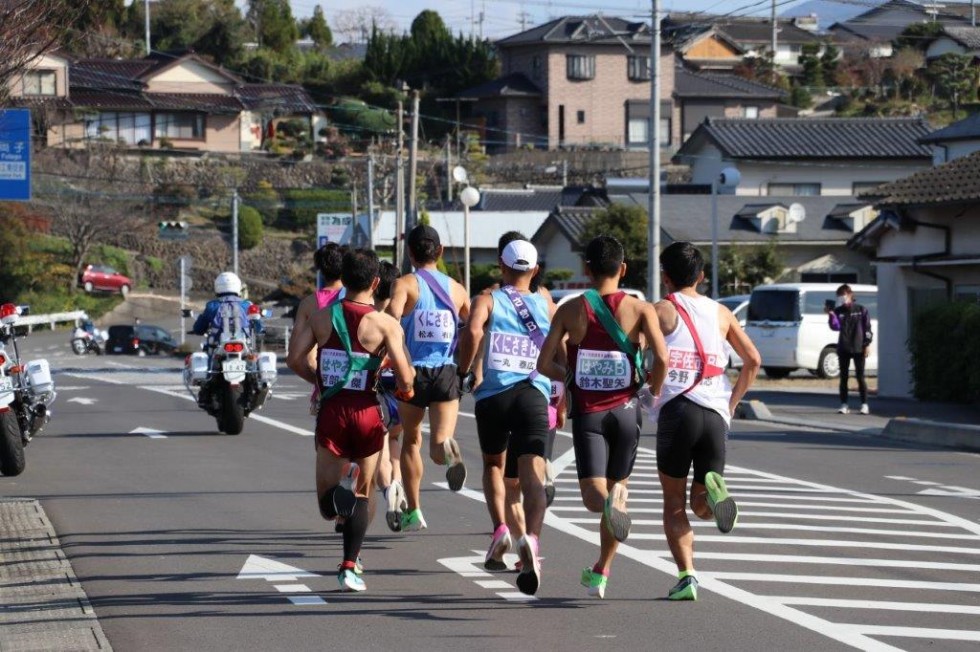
left=551, top=288, right=646, bottom=307
left=719, top=294, right=750, bottom=368
left=79, top=265, right=132, bottom=297
left=106, top=324, right=178, bottom=356
left=744, top=283, right=878, bottom=379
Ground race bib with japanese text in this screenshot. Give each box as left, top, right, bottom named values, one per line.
left=664, top=348, right=725, bottom=388
left=487, top=332, right=539, bottom=374
left=320, top=348, right=369, bottom=391
left=412, top=309, right=455, bottom=343
left=575, top=349, right=631, bottom=392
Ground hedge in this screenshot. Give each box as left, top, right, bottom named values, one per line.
left=909, top=300, right=980, bottom=403
left=280, top=188, right=351, bottom=230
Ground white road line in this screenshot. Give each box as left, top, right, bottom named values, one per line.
left=627, top=534, right=980, bottom=556
left=274, top=584, right=312, bottom=593
left=772, top=596, right=980, bottom=615
left=845, top=625, right=980, bottom=642
left=911, top=480, right=941, bottom=486
left=286, top=595, right=327, bottom=606
left=497, top=591, right=537, bottom=602
left=475, top=580, right=513, bottom=589
left=675, top=552, right=980, bottom=572
left=710, top=573, right=980, bottom=592
left=885, top=476, right=917, bottom=481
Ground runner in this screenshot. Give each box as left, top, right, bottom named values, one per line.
left=386, top=225, right=470, bottom=531
left=373, top=260, right=408, bottom=532
left=286, top=249, right=415, bottom=592
left=649, top=242, right=761, bottom=601
left=457, top=240, right=552, bottom=596
left=537, top=235, right=668, bottom=599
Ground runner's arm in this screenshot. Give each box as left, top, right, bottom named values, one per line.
left=640, top=303, right=668, bottom=397
left=457, top=293, right=492, bottom=375
left=536, top=304, right=569, bottom=382
left=381, top=316, right=415, bottom=393
left=453, top=281, right=471, bottom=322
left=725, top=307, right=761, bottom=415
left=286, top=316, right=318, bottom=385
left=286, top=295, right=315, bottom=353
left=385, top=276, right=409, bottom=321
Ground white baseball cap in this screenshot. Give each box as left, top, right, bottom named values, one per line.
left=501, top=240, right=538, bottom=271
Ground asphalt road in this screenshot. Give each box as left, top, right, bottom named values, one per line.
left=2, top=331, right=980, bottom=652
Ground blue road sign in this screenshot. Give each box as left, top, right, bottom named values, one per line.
left=0, top=109, right=31, bottom=201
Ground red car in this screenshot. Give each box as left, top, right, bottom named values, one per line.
left=79, top=265, right=132, bottom=297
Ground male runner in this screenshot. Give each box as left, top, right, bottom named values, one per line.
left=287, top=249, right=415, bottom=592
left=650, top=242, right=760, bottom=601
left=386, top=225, right=470, bottom=531
left=458, top=240, right=552, bottom=596
left=537, top=235, right=667, bottom=599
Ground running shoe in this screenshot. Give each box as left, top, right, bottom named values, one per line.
left=385, top=481, right=405, bottom=532
left=580, top=568, right=608, bottom=599
left=443, top=438, right=467, bottom=491
left=859, top=403, right=870, bottom=415
left=704, top=471, right=738, bottom=534
left=333, top=462, right=359, bottom=518
left=544, top=459, right=556, bottom=507
left=515, top=534, right=541, bottom=596
left=838, top=404, right=849, bottom=414
left=338, top=567, right=366, bottom=592
left=337, top=557, right=364, bottom=576
left=400, top=508, right=428, bottom=532
left=603, top=483, right=631, bottom=542
left=484, top=524, right=512, bottom=571
left=667, top=575, right=698, bottom=601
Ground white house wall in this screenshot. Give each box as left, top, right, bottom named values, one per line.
left=933, top=140, right=980, bottom=164
left=145, top=60, right=236, bottom=95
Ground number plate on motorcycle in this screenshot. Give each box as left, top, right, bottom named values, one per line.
left=0, top=377, right=13, bottom=392
left=222, top=360, right=247, bottom=373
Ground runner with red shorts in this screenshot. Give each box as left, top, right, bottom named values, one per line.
left=287, top=249, right=414, bottom=592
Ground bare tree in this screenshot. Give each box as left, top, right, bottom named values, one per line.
left=0, top=0, right=94, bottom=103
left=333, top=6, right=397, bottom=44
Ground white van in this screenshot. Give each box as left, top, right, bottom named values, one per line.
left=744, top=283, right=878, bottom=379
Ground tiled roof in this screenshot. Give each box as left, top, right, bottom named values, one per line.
left=148, top=92, right=243, bottom=113
left=919, top=111, right=980, bottom=143
left=674, top=69, right=784, bottom=99
left=72, top=59, right=158, bottom=89
left=829, top=0, right=969, bottom=42
left=237, top=84, right=318, bottom=113
left=458, top=73, right=541, bottom=99
left=676, top=117, right=933, bottom=160
left=714, top=20, right=822, bottom=45
left=870, top=150, right=980, bottom=206
left=942, top=25, right=980, bottom=49
left=9, top=96, right=72, bottom=110
left=68, top=88, right=154, bottom=110
left=827, top=203, right=870, bottom=218
left=532, top=207, right=598, bottom=249
left=497, top=15, right=650, bottom=47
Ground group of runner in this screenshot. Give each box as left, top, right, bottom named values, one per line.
left=286, top=225, right=761, bottom=599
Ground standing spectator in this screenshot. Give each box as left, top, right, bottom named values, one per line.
left=826, top=284, right=873, bottom=415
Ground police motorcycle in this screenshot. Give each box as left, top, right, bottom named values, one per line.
left=70, top=318, right=106, bottom=355
left=0, top=304, right=56, bottom=476
left=183, top=300, right=277, bottom=435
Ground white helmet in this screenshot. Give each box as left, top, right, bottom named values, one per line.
left=214, top=272, right=242, bottom=296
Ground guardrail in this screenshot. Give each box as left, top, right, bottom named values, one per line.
left=15, top=310, right=87, bottom=333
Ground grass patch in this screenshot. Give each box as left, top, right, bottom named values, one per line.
left=17, top=290, right=123, bottom=323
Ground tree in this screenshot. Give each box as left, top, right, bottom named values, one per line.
left=930, top=53, right=977, bottom=119
left=888, top=47, right=925, bottom=101
left=820, top=42, right=840, bottom=86
left=333, top=5, right=397, bottom=43
left=716, top=240, right=784, bottom=295
left=894, top=22, right=943, bottom=52
left=580, top=205, right=648, bottom=290
left=0, top=1, right=96, bottom=104
left=789, top=85, right=813, bottom=109
left=248, top=0, right=298, bottom=53
left=237, top=205, right=264, bottom=249
left=303, top=5, right=333, bottom=50
left=798, top=43, right=824, bottom=89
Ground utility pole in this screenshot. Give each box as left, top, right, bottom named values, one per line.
left=973, top=0, right=976, bottom=27
left=562, top=159, right=568, bottom=187
left=231, top=189, right=239, bottom=277
left=179, top=256, right=186, bottom=346
left=367, top=154, right=376, bottom=250
left=479, top=1, right=486, bottom=39
left=771, top=0, right=778, bottom=75
left=446, top=137, right=453, bottom=203
left=145, top=0, right=151, bottom=55
left=405, top=90, right=421, bottom=273
left=395, top=101, right=405, bottom=270
left=648, top=0, right=662, bottom=302
left=519, top=11, right=530, bottom=31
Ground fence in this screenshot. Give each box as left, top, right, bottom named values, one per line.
left=14, top=311, right=87, bottom=333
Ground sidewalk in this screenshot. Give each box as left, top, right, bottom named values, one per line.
left=742, top=388, right=980, bottom=451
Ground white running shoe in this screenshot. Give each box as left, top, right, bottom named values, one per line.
left=484, top=524, right=512, bottom=571
left=516, top=534, right=541, bottom=596
left=385, top=480, right=405, bottom=532
left=838, top=404, right=849, bottom=415
left=338, top=568, right=366, bottom=592
left=859, top=403, right=870, bottom=415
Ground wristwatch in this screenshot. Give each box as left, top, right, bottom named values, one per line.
left=458, top=369, right=476, bottom=394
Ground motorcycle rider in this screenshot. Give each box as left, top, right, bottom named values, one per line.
left=192, top=272, right=264, bottom=343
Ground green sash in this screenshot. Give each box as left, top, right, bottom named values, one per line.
left=582, top=289, right=643, bottom=386
left=319, top=301, right=381, bottom=403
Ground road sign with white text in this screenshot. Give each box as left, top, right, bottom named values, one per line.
left=0, top=109, right=31, bottom=201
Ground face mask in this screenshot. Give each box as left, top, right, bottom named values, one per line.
left=835, top=296, right=847, bottom=307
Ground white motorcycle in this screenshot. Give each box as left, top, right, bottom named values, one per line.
left=183, top=301, right=277, bottom=435
left=0, top=304, right=56, bottom=476
left=70, top=322, right=106, bottom=355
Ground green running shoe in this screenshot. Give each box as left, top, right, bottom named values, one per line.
left=400, top=508, right=428, bottom=532
left=580, top=568, right=608, bottom=599
left=704, top=471, right=738, bottom=533
left=667, top=575, right=698, bottom=601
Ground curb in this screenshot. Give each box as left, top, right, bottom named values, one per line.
left=737, top=399, right=880, bottom=434
left=879, top=417, right=980, bottom=453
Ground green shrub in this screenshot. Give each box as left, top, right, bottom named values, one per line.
left=96, top=244, right=130, bottom=276
left=238, top=205, right=264, bottom=250
left=280, top=188, right=351, bottom=230
left=17, top=290, right=122, bottom=322
left=245, top=181, right=281, bottom=226
left=909, top=300, right=980, bottom=403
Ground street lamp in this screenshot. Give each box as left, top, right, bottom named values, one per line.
left=711, top=167, right=741, bottom=298
left=454, top=166, right=481, bottom=296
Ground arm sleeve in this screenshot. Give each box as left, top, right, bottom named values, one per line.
left=828, top=309, right=841, bottom=332
left=192, top=305, right=213, bottom=335
left=862, top=307, right=873, bottom=346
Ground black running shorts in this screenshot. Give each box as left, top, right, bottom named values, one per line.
left=656, top=396, right=728, bottom=485
left=572, top=400, right=641, bottom=481
left=505, top=427, right=556, bottom=479
left=405, top=364, right=461, bottom=407
left=475, top=381, right=549, bottom=462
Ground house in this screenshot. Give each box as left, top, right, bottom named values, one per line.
left=463, top=15, right=677, bottom=152
left=925, top=25, right=980, bottom=60
left=848, top=150, right=980, bottom=397
left=672, top=68, right=785, bottom=143
left=919, top=111, right=980, bottom=163
left=829, top=0, right=972, bottom=59
left=664, top=15, right=827, bottom=71
left=531, top=193, right=877, bottom=290
left=5, top=50, right=73, bottom=144
left=7, top=51, right=319, bottom=153
left=673, top=117, right=933, bottom=196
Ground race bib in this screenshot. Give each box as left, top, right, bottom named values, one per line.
left=575, top=349, right=631, bottom=392
left=320, top=348, right=369, bottom=391
left=550, top=380, right=565, bottom=402
left=413, top=309, right=455, bottom=343
left=487, top=332, right=539, bottom=374
left=665, top=348, right=724, bottom=388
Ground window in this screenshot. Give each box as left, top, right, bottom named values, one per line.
left=660, top=116, right=672, bottom=147
left=22, top=70, right=56, bottom=96
left=747, top=290, right=800, bottom=323
left=566, top=54, right=595, bottom=81
left=743, top=105, right=759, bottom=119
left=84, top=112, right=152, bottom=145
left=628, top=118, right=648, bottom=145
left=627, top=56, right=649, bottom=81
left=955, top=285, right=980, bottom=304
left=852, top=181, right=882, bottom=195
left=768, top=182, right=821, bottom=196
left=155, top=113, right=205, bottom=140
left=576, top=110, right=586, bottom=124
left=531, top=55, right=542, bottom=80
left=802, top=291, right=837, bottom=316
